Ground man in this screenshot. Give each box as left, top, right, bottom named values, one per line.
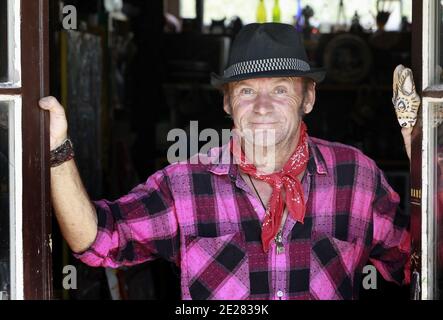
left=39, top=23, right=410, bottom=300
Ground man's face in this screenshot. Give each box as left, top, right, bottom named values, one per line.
left=224, top=77, right=315, bottom=147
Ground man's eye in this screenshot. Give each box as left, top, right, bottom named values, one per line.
left=274, top=87, right=288, bottom=94
left=241, top=88, right=254, bottom=95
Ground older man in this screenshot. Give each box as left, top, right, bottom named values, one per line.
left=39, top=23, right=410, bottom=300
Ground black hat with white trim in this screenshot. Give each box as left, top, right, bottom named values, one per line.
left=211, top=23, right=326, bottom=88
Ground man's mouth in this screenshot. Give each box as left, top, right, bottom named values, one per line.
left=249, top=121, right=279, bottom=125
left=249, top=123, right=279, bottom=130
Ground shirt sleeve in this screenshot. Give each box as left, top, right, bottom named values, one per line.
left=73, top=169, right=180, bottom=268
left=369, top=169, right=410, bottom=286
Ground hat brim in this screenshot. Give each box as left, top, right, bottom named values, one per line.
left=211, top=68, right=326, bottom=89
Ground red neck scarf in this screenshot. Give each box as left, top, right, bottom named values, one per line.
left=231, top=122, right=310, bottom=252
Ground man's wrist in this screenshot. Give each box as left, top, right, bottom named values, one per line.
left=50, top=138, right=75, bottom=168
left=51, top=135, right=68, bottom=151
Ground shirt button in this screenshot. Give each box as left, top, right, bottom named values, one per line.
left=277, top=290, right=284, bottom=298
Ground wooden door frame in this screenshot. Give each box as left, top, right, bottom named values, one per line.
left=410, top=0, right=423, bottom=300
left=0, top=0, right=53, bottom=299
left=20, top=0, right=52, bottom=300
left=1, top=0, right=52, bottom=300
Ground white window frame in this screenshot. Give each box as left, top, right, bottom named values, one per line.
left=0, top=96, right=23, bottom=300
left=421, top=0, right=443, bottom=300
left=0, top=0, right=21, bottom=88
left=422, top=97, right=439, bottom=300
left=0, top=0, right=23, bottom=300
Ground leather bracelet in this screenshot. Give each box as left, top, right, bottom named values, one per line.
left=50, top=138, right=75, bottom=167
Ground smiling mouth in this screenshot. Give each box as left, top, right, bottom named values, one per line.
left=249, top=123, right=279, bottom=127
left=250, top=121, right=279, bottom=125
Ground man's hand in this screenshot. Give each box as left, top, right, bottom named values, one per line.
left=38, top=96, right=68, bottom=151
left=392, top=65, right=421, bottom=160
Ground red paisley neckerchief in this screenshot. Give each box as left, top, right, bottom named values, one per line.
left=231, top=122, right=309, bottom=252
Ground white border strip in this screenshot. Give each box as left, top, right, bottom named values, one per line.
left=422, top=0, right=431, bottom=90
left=0, top=95, right=23, bottom=300
left=420, top=0, right=427, bottom=299
left=422, top=97, right=443, bottom=301
left=10, top=0, right=21, bottom=86
left=0, top=0, right=21, bottom=88
left=421, top=97, right=430, bottom=300
left=421, top=0, right=429, bottom=300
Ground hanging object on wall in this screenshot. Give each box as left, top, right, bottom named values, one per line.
left=210, top=18, right=226, bottom=34
left=301, top=5, right=314, bottom=39
left=228, top=16, right=244, bottom=37
left=272, top=0, right=281, bottom=23
left=334, top=0, right=347, bottom=32
left=375, top=0, right=401, bottom=31
left=376, top=12, right=391, bottom=32
left=293, top=0, right=303, bottom=32
left=350, top=11, right=363, bottom=33
left=323, top=34, right=373, bottom=84
left=256, top=0, right=267, bottom=23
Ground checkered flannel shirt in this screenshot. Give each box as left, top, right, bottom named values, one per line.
left=75, top=137, right=410, bottom=300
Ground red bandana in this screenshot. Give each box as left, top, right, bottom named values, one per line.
left=231, top=122, right=310, bottom=252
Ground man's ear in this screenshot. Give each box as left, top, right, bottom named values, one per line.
left=223, top=94, right=232, bottom=115
left=303, top=81, right=316, bottom=114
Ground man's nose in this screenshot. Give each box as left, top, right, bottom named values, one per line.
left=253, top=93, right=273, bottom=114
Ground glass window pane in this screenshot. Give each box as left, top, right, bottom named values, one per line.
left=437, top=2, right=442, bottom=83
left=431, top=102, right=443, bottom=300
left=180, top=0, right=196, bottom=18
left=179, top=0, right=412, bottom=30
left=433, top=1, right=443, bottom=84
left=0, top=101, right=10, bottom=300
left=0, top=0, right=8, bottom=82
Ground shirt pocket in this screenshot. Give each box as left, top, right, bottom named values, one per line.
left=184, top=231, right=250, bottom=300
left=310, top=233, right=358, bottom=300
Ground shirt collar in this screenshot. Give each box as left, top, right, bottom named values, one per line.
left=207, top=140, right=234, bottom=176
left=207, top=137, right=328, bottom=176
left=306, top=137, right=329, bottom=176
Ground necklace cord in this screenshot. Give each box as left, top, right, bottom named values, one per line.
left=248, top=175, right=267, bottom=211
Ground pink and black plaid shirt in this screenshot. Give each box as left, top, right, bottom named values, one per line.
left=75, top=137, right=410, bottom=300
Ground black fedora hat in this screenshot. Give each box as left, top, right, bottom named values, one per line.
left=211, top=23, right=326, bottom=88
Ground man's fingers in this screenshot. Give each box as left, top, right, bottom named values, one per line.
left=39, top=96, right=65, bottom=114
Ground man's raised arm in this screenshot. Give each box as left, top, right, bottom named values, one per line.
left=39, top=96, right=97, bottom=253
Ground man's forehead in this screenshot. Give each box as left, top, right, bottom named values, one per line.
left=233, top=77, right=301, bottom=87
